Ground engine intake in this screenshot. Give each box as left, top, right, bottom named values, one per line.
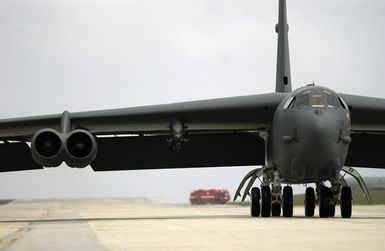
left=64, top=129, right=98, bottom=168
left=31, top=128, right=98, bottom=168
left=31, top=129, right=64, bottom=167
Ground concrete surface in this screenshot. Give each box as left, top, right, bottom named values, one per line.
left=0, top=198, right=384, bottom=251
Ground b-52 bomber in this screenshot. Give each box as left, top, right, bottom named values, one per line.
left=0, top=0, right=384, bottom=218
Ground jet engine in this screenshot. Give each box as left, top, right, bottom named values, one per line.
left=31, top=128, right=98, bottom=168
left=31, top=128, right=64, bottom=167
left=64, top=129, right=98, bottom=168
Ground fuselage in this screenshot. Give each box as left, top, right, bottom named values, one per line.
left=270, top=85, right=351, bottom=183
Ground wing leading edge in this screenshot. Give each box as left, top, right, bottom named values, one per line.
left=0, top=93, right=285, bottom=171
left=0, top=93, right=286, bottom=141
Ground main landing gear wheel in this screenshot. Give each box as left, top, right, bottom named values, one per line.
left=319, top=186, right=331, bottom=218
left=282, top=186, right=293, bottom=217
left=340, top=186, right=352, bottom=218
left=261, top=186, right=271, bottom=217
left=329, top=204, right=336, bottom=217
left=250, top=187, right=261, bottom=217
left=305, top=187, right=315, bottom=217
left=271, top=201, right=281, bottom=217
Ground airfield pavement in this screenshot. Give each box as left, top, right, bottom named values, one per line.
left=0, top=198, right=384, bottom=251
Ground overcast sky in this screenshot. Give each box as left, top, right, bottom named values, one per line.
left=0, top=0, right=384, bottom=202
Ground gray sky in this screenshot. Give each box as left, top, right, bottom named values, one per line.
left=0, top=0, right=384, bottom=202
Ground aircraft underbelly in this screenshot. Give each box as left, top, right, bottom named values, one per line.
left=277, top=142, right=347, bottom=183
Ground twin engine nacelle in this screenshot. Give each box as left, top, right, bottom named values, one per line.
left=31, top=128, right=98, bottom=168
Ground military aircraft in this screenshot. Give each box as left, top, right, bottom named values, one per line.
left=0, top=0, right=384, bottom=218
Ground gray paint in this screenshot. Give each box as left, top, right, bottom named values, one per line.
left=0, top=93, right=286, bottom=140
left=276, top=0, right=292, bottom=93
left=0, top=0, right=384, bottom=201
left=0, top=0, right=382, bottom=179
left=271, top=86, right=350, bottom=183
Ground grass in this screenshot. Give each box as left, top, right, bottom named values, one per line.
left=229, top=189, right=385, bottom=206
left=0, top=199, right=13, bottom=206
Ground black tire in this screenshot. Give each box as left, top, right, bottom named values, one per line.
left=261, top=186, right=271, bottom=217
left=329, top=204, right=335, bottom=217
left=340, top=186, right=352, bottom=218
left=250, top=187, right=261, bottom=217
left=282, top=186, right=293, bottom=217
left=319, top=186, right=330, bottom=218
left=305, top=187, right=315, bottom=217
left=271, top=201, right=281, bottom=217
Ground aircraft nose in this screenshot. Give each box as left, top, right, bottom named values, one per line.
left=298, top=109, right=339, bottom=143
left=291, top=109, right=343, bottom=180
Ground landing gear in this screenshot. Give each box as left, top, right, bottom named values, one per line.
left=319, top=186, right=331, bottom=218
left=249, top=185, right=275, bottom=217
left=340, top=186, right=352, bottom=218
left=329, top=204, right=336, bottom=217
left=261, top=186, right=272, bottom=217
left=341, top=166, right=371, bottom=204
left=239, top=169, right=292, bottom=217
left=313, top=183, right=352, bottom=218
left=304, top=187, right=315, bottom=217
left=271, top=202, right=281, bottom=217
left=235, top=164, right=370, bottom=219
left=329, top=181, right=340, bottom=218
left=282, top=186, right=293, bottom=217
left=250, top=187, right=261, bottom=217
left=271, top=171, right=282, bottom=217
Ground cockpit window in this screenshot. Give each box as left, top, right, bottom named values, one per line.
left=338, top=97, right=348, bottom=109
left=326, top=94, right=340, bottom=108
left=283, top=96, right=295, bottom=109
left=294, top=94, right=309, bottom=108
left=310, top=94, right=324, bottom=107
left=292, top=90, right=340, bottom=109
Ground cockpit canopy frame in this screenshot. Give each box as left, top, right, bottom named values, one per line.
left=284, top=89, right=347, bottom=110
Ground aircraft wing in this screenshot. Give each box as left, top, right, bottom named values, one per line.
left=0, top=93, right=286, bottom=172
left=339, top=94, right=385, bottom=168
left=340, top=94, right=385, bottom=132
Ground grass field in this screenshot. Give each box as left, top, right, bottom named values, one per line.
left=230, top=189, right=385, bottom=206
left=0, top=199, right=13, bottom=206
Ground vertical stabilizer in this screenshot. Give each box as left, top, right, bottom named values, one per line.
left=275, top=0, right=292, bottom=93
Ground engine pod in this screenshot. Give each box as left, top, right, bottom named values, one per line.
left=64, top=129, right=98, bottom=168
left=31, top=128, right=65, bottom=167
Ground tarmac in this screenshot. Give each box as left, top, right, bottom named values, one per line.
left=0, top=198, right=384, bottom=251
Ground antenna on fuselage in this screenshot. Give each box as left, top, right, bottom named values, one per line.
left=275, top=0, right=292, bottom=93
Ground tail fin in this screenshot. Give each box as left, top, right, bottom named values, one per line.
left=275, top=0, right=292, bottom=93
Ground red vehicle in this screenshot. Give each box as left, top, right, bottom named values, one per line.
left=189, top=189, right=231, bottom=205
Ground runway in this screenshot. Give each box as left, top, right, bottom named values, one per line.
left=0, top=198, right=384, bottom=251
